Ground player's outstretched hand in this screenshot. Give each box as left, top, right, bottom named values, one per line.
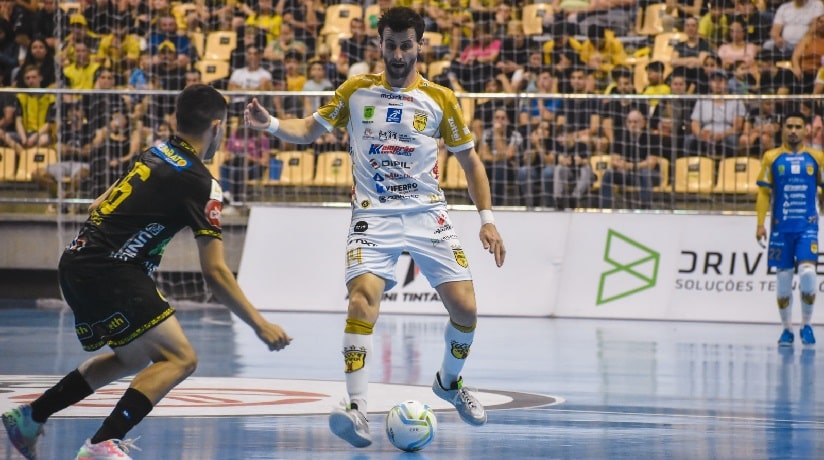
left=255, top=321, right=292, bottom=351
left=245, top=98, right=270, bottom=130
left=480, top=224, right=506, bottom=267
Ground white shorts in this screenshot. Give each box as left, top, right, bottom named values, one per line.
left=345, top=208, right=473, bottom=291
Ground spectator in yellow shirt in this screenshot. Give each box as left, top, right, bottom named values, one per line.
left=63, top=41, right=101, bottom=93
left=95, top=17, right=141, bottom=79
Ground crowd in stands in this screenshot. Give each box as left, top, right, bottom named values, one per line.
left=0, top=0, right=823, bottom=210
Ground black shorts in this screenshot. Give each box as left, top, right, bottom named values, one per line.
left=58, top=251, right=175, bottom=351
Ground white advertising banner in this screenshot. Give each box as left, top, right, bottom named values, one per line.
left=239, top=206, right=566, bottom=316
left=556, top=212, right=823, bottom=323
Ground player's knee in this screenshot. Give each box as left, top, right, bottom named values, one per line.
left=347, top=290, right=379, bottom=320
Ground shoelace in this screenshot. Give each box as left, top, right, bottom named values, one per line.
left=456, top=388, right=481, bottom=408
left=114, top=436, right=142, bottom=454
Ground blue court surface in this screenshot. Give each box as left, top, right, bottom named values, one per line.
left=1, top=306, right=822, bottom=459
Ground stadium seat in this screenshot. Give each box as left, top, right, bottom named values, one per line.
left=636, top=4, right=674, bottom=36
left=521, top=4, right=553, bottom=36
left=189, top=31, right=205, bottom=59
left=589, top=154, right=612, bottom=191
left=674, top=156, right=715, bottom=194
left=653, top=157, right=671, bottom=192
left=59, top=2, right=81, bottom=15
left=203, top=31, right=237, bottom=61
left=421, top=31, right=443, bottom=59
left=270, top=151, right=315, bottom=186
left=364, top=4, right=381, bottom=36
left=324, top=32, right=351, bottom=62
left=713, top=156, right=760, bottom=194
left=442, top=154, right=468, bottom=190
left=312, top=151, right=352, bottom=187
left=15, top=147, right=57, bottom=182
left=427, top=60, right=451, bottom=79
left=320, top=5, right=364, bottom=36
left=195, top=59, right=230, bottom=84
left=0, top=147, right=16, bottom=181
left=652, top=32, right=686, bottom=63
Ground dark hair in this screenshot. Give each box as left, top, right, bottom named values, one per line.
left=175, top=84, right=228, bottom=135
left=785, top=111, right=809, bottom=125
left=377, top=6, right=425, bottom=42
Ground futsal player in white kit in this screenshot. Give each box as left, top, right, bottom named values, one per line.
left=245, top=5, right=506, bottom=448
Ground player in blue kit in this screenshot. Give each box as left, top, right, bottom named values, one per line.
left=246, top=6, right=506, bottom=448
left=756, top=112, right=824, bottom=347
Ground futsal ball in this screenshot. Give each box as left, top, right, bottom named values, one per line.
left=385, top=400, right=438, bottom=452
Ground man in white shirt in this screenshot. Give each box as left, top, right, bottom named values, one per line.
left=227, top=44, right=273, bottom=116
left=765, top=0, right=824, bottom=57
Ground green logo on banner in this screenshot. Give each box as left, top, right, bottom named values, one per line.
left=597, top=229, right=660, bottom=305
left=363, top=106, right=375, bottom=120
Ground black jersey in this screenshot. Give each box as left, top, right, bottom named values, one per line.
left=66, top=136, right=223, bottom=274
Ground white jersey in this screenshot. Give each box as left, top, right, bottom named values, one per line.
left=313, top=72, right=474, bottom=216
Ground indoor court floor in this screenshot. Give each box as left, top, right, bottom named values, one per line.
left=1, top=306, right=822, bottom=460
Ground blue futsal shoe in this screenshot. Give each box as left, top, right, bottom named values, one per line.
left=800, top=325, right=816, bottom=345
left=777, top=328, right=794, bottom=347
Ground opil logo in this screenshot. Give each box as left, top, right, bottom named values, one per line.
left=597, top=229, right=660, bottom=305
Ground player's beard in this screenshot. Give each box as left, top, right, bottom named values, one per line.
left=385, top=59, right=414, bottom=86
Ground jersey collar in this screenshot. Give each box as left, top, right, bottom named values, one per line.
left=380, top=71, right=422, bottom=92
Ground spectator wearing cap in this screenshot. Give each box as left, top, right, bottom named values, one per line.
left=148, top=15, right=191, bottom=69
left=755, top=48, right=797, bottom=94
left=764, top=0, right=824, bottom=58
left=688, top=69, right=747, bottom=159
left=61, top=14, right=99, bottom=67
left=347, top=38, right=382, bottom=78
left=227, top=44, right=273, bottom=117
left=151, top=40, right=186, bottom=119
left=95, top=16, right=141, bottom=79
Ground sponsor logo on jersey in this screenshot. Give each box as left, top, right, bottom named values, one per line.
left=210, top=179, right=223, bottom=201
left=384, top=172, right=414, bottom=179
left=368, top=144, right=414, bottom=156
left=386, top=108, right=403, bottom=123
left=112, top=223, right=166, bottom=262
left=807, top=164, right=814, bottom=175
left=330, top=99, right=345, bottom=120
left=349, top=238, right=377, bottom=247
left=363, top=106, right=375, bottom=120
left=363, top=128, right=375, bottom=139
left=205, top=199, right=222, bottom=229
left=353, top=221, right=368, bottom=232
left=453, top=248, right=468, bottom=268
left=375, top=182, right=386, bottom=193
left=369, top=159, right=380, bottom=169
left=380, top=93, right=414, bottom=102
left=360, top=199, right=371, bottom=208
left=384, top=183, right=418, bottom=192
left=377, top=130, right=414, bottom=143
left=413, top=110, right=427, bottom=132
left=447, top=116, right=460, bottom=141
left=379, top=194, right=417, bottom=202
left=373, top=173, right=385, bottom=181
left=151, top=143, right=191, bottom=171
left=381, top=160, right=411, bottom=169
left=346, top=248, right=362, bottom=267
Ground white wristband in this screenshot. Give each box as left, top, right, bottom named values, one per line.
left=479, top=209, right=495, bottom=226
left=265, top=115, right=280, bottom=135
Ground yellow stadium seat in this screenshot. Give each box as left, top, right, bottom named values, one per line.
left=204, top=31, right=237, bottom=61
left=637, top=4, right=675, bottom=36
left=713, top=156, right=761, bottom=194
left=0, top=147, right=16, bottom=181
left=324, top=32, right=351, bottom=62
left=427, top=60, right=451, bottom=80
left=652, top=32, right=686, bottom=63
left=195, top=59, right=230, bottom=84
left=364, top=4, right=381, bottom=36
left=674, top=156, right=716, bottom=194
left=442, top=155, right=467, bottom=190
left=421, top=31, right=443, bottom=58
left=313, top=151, right=352, bottom=187
left=589, top=154, right=612, bottom=191
left=269, top=151, right=315, bottom=186
left=320, top=5, right=364, bottom=36
left=653, top=157, right=670, bottom=192
left=59, top=2, right=81, bottom=15
left=15, top=147, right=57, bottom=182
left=522, top=4, right=553, bottom=36
left=189, top=31, right=205, bottom=59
